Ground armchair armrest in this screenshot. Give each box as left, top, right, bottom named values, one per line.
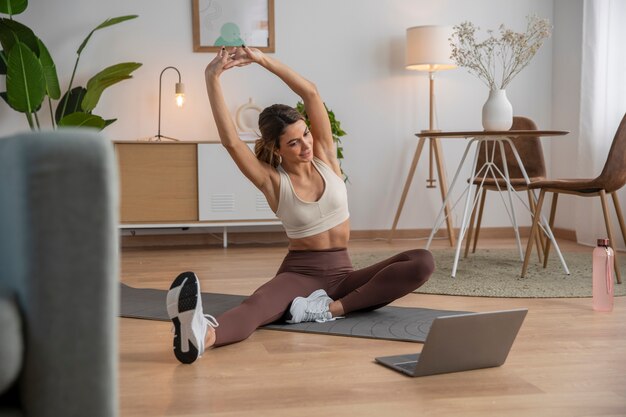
left=0, top=130, right=119, bottom=417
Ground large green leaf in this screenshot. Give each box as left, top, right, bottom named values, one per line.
left=0, top=18, right=38, bottom=55
left=58, top=111, right=105, bottom=129
left=82, top=74, right=131, bottom=112
left=81, top=62, right=141, bottom=112
left=0, top=0, right=27, bottom=16
left=103, top=118, right=116, bottom=129
left=55, top=86, right=86, bottom=122
left=77, top=15, right=138, bottom=55
left=6, top=40, right=44, bottom=113
left=36, top=38, right=59, bottom=99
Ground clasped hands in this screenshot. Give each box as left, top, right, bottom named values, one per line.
left=206, top=46, right=263, bottom=77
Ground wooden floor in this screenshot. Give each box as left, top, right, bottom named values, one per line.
left=120, top=237, right=626, bottom=417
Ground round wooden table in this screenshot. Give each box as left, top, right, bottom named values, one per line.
left=415, top=130, right=570, bottom=278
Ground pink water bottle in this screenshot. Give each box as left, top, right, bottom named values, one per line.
left=592, top=238, right=614, bottom=312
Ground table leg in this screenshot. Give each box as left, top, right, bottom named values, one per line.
left=426, top=139, right=478, bottom=249
left=497, top=141, right=524, bottom=260
left=451, top=141, right=482, bottom=277
left=432, top=138, right=456, bottom=247
left=504, top=138, right=570, bottom=276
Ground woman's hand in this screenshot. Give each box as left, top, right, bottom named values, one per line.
left=205, top=46, right=265, bottom=80
left=204, top=47, right=235, bottom=79
left=232, top=46, right=264, bottom=65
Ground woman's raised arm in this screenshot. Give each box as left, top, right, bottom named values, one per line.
left=204, top=48, right=276, bottom=194
left=232, top=47, right=340, bottom=175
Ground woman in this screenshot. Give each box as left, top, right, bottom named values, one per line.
left=166, top=46, right=435, bottom=364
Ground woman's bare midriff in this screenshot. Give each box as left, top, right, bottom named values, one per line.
left=287, top=220, right=350, bottom=251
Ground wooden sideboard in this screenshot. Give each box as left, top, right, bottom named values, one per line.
left=114, top=140, right=281, bottom=246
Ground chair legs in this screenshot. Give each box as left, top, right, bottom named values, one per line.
left=536, top=190, right=622, bottom=283
left=612, top=192, right=626, bottom=248
left=542, top=193, right=559, bottom=267
left=464, top=187, right=482, bottom=258
left=600, top=190, right=621, bottom=284
left=522, top=189, right=547, bottom=277
left=471, top=187, right=487, bottom=254
left=466, top=188, right=544, bottom=262
left=528, top=190, right=545, bottom=264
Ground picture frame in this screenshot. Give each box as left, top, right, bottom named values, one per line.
left=192, top=0, right=275, bottom=53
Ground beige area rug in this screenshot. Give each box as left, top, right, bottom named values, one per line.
left=351, top=249, right=626, bottom=298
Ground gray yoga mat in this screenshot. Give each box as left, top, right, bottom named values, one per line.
left=120, top=283, right=469, bottom=343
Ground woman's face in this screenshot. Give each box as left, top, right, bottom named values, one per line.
left=277, top=119, right=313, bottom=164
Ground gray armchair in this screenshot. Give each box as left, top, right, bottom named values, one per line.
left=0, top=130, right=119, bottom=417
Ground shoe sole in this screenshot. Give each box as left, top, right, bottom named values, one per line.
left=168, top=271, right=200, bottom=364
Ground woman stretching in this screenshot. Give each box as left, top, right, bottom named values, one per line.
left=166, top=46, right=435, bottom=364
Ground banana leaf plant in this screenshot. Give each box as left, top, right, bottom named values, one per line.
left=0, top=0, right=141, bottom=130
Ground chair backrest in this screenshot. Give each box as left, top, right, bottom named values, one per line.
left=475, top=116, right=546, bottom=180
left=597, top=113, right=626, bottom=193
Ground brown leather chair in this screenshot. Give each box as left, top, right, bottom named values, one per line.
left=464, top=116, right=547, bottom=260
left=522, top=113, right=626, bottom=283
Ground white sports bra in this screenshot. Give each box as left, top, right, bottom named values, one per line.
left=276, top=157, right=350, bottom=239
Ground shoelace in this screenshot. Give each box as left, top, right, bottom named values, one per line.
left=302, top=309, right=345, bottom=323
left=204, top=314, right=219, bottom=328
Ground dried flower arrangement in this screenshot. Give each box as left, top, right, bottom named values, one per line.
left=449, top=15, right=552, bottom=90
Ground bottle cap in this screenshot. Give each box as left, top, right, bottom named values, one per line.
left=597, top=238, right=610, bottom=246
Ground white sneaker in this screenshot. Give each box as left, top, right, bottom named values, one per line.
left=166, top=271, right=218, bottom=364
left=287, top=289, right=341, bottom=324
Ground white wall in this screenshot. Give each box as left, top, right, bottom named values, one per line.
left=551, top=0, right=583, bottom=231
left=1, top=0, right=558, bottom=231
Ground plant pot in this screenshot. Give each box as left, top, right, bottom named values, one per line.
left=482, top=89, right=513, bottom=131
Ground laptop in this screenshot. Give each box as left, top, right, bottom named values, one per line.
left=375, top=308, right=527, bottom=377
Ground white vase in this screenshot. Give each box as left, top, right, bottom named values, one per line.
left=482, top=89, right=513, bottom=131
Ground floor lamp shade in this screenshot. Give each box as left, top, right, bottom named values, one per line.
left=405, top=25, right=456, bottom=71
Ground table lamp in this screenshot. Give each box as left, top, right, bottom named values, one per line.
left=154, top=66, right=185, bottom=141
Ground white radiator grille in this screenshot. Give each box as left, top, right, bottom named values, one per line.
left=256, top=194, right=272, bottom=212
left=211, top=194, right=235, bottom=212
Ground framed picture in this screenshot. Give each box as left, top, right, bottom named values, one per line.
left=192, top=0, right=275, bottom=52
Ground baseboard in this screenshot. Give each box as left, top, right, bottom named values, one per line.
left=120, top=231, right=289, bottom=248
left=357, top=227, right=577, bottom=241
left=120, top=227, right=577, bottom=248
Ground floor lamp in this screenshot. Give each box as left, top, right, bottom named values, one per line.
left=154, top=66, right=185, bottom=142
left=389, top=25, right=457, bottom=245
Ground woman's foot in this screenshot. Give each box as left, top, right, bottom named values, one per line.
left=166, top=271, right=218, bottom=364
left=287, top=289, right=344, bottom=323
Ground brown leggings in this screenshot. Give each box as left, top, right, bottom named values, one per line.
left=214, top=248, right=434, bottom=347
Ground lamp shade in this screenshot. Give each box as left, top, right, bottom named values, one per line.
left=405, top=25, right=456, bottom=71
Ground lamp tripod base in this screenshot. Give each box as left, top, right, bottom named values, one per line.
left=420, top=131, right=441, bottom=188
left=152, top=134, right=181, bottom=142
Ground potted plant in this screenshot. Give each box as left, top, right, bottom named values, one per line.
left=0, top=0, right=141, bottom=130
left=296, top=101, right=348, bottom=181
left=449, top=15, right=551, bottom=130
